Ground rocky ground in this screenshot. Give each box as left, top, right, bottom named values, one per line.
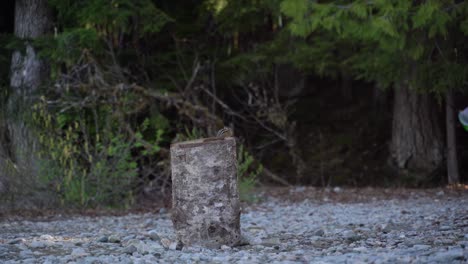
left=1, top=187, right=467, bottom=263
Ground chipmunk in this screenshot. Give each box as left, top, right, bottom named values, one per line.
left=216, top=127, right=234, bottom=138
left=203, top=127, right=234, bottom=142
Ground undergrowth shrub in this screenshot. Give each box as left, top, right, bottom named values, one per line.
left=33, top=95, right=166, bottom=208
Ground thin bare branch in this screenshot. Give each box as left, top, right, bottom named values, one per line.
left=262, top=167, right=292, bottom=186
left=198, top=85, right=248, bottom=121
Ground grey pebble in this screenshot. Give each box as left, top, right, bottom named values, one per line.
left=314, top=229, right=325, bottom=237
left=8, top=238, right=24, bottom=244
left=108, top=235, right=121, bottom=243
left=122, top=245, right=138, bottom=255
left=147, top=230, right=160, bottom=241
left=1, top=191, right=467, bottom=263
left=261, top=237, right=281, bottom=247
left=98, top=236, right=109, bottom=242
left=28, top=241, right=46, bottom=248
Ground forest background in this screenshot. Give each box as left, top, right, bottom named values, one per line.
left=0, top=0, right=467, bottom=211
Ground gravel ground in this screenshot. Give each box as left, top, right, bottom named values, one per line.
left=1, top=187, right=467, bottom=263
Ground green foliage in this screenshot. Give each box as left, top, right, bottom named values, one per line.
left=280, top=0, right=468, bottom=93
left=32, top=96, right=166, bottom=208
left=36, top=29, right=101, bottom=68
left=210, top=0, right=282, bottom=32
left=6, top=0, right=179, bottom=209
left=48, top=0, right=172, bottom=35
left=280, top=0, right=314, bottom=36
left=237, top=144, right=263, bottom=203
left=40, top=0, right=173, bottom=82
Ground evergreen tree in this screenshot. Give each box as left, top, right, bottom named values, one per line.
left=281, top=0, right=468, bottom=181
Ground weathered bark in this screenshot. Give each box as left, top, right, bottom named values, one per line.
left=445, top=89, right=459, bottom=184
left=390, top=81, right=444, bottom=179
left=0, top=0, right=51, bottom=202
left=170, top=137, right=241, bottom=248
left=11, top=0, right=51, bottom=89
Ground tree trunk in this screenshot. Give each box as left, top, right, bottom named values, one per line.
left=0, top=0, right=51, bottom=205
left=11, top=0, right=51, bottom=89
left=171, top=137, right=241, bottom=248
left=389, top=81, right=444, bottom=179
left=445, top=89, right=459, bottom=184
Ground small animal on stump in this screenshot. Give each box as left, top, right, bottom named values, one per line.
left=203, top=127, right=234, bottom=142
left=216, top=127, right=233, bottom=138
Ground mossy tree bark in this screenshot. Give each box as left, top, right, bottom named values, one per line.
left=390, top=79, right=444, bottom=181
left=0, top=0, right=51, bottom=205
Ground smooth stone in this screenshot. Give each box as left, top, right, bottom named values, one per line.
left=261, top=237, right=281, bottom=247
left=147, top=231, right=160, bottom=241
left=122, top=245, right=137, bottom=255
left=314, top=229, right=325, bottom=237
left=343, top=231, right=361, bottom=242
left=98, top=236, right=109, bottom=243
left=39, top=235, right=54, bottom=240
left=8, top=238, right=24, bottom=244
left=29, top=241, right=46, bottom=248
left=169, top=241, right=183, bottom=251
left=169, top=242, right=178, bottom=250
left=108, top=235, right=121, bottom=243
left=125, top=239, right=141, bottom=247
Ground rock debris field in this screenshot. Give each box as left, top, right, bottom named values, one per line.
left=1, top=187, right=467, bottom=263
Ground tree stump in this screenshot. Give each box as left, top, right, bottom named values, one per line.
left=170, top=137, right=241, bottom=248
